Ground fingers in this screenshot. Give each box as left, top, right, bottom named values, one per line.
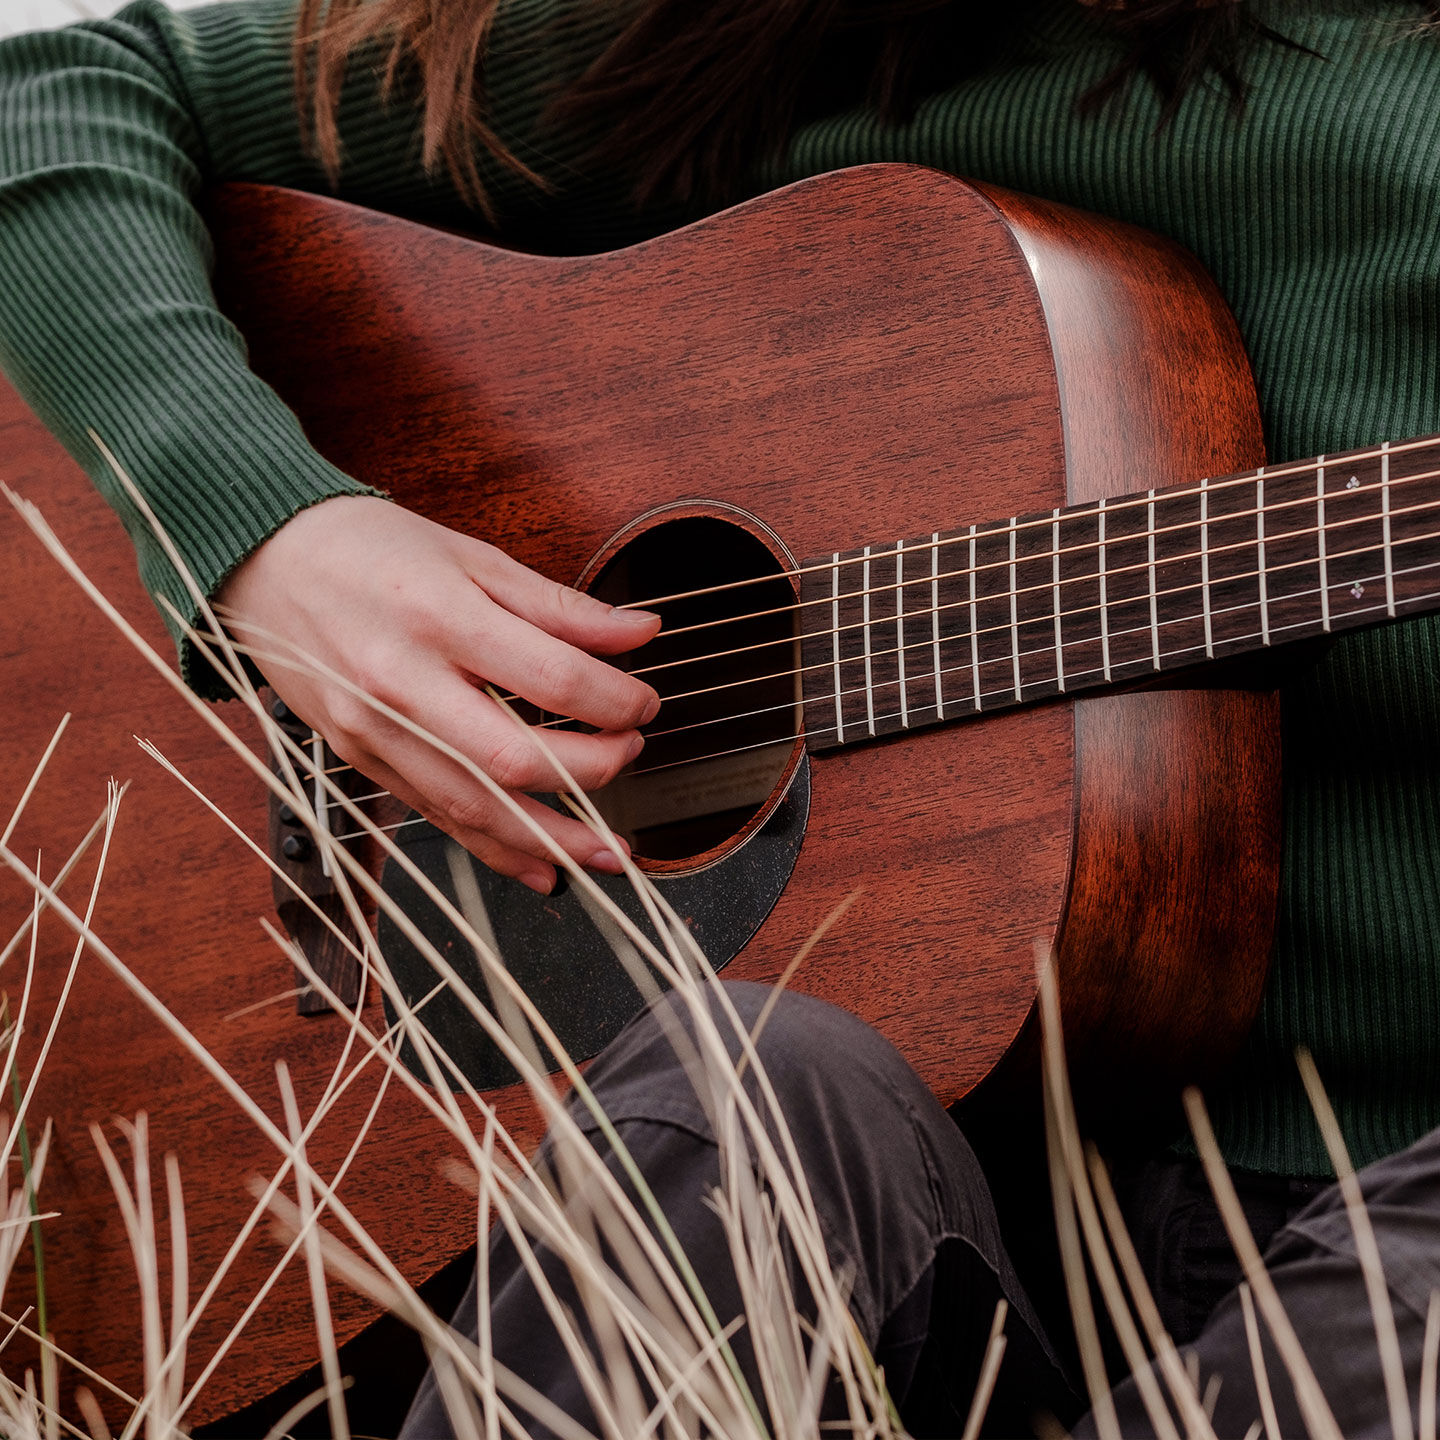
left=224, top=500, right=662, bottom=887
left=462, top=538, right=662, bottom=658
left=446, top=597, right=660, bottom=733
left=330, top=666, right=640, bottom=891
left=409, top=663, right=645, bottom=793
left=359, top=747, right=627, bottom=895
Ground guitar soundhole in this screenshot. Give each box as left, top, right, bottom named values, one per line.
left=585, top=514, right=799, bottom=866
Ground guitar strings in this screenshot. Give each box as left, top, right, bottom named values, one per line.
left=317, top=453, right=1440, bottom=744
left=625, top=453, right=1432, bottom=663
left=321, top=552, right=1440, bottom=840
left=320, top=543, right=1440, bottom=841
left=524, top=480, right=1440, bottom=719
left=313, top=484, right=1440, bottom=789
left=616, top=518, right=1440, bottom=741
left=631, top=551, right=1440, bottom=773
left=305, top=447, right=1436, bottom=819
left=602, top=435, right=1432, bottom=618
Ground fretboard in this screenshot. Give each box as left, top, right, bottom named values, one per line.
left=799, top=434, right=1440, bottom=751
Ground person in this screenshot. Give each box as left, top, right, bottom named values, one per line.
left=2, top=0, right=1440, bottom=1434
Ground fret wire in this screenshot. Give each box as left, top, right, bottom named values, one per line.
left=968, top=524, right=982, bottom=711
left=613, top=434, right=1440, bottom=620
left=1257, top=468, right=1271, bottom=646
left=1051, top=508, right=1065, bottom=692
left=1383, top=443, right=1396, bottom=617
left=851, top=546, right=1440, bottom=737
left=931, top=532, right=945, bottom=719
left=895, top=539, right=909, bottom=729
left=862, top=545, right=876, bottom=737
left=830, top=553, right=844, bottom=746
left=1146, top=489, right=1160, bottom=670
left=1317, top=457, right=1332, bottom=632
left=1200, top=476, right=1214, bottom=658
left=1098, top=498, right=1112, bottom=681
left=890, top=559, right=1440, bottom=736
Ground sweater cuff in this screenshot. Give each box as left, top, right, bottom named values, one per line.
left=82, top=389, right=388, bottom=701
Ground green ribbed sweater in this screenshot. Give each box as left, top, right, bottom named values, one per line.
left=2, top=0, right=1438, bottom=1179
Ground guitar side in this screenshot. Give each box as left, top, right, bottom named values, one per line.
left=974, top=181, right=1279, bottom=1105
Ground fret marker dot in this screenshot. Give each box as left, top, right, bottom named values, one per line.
left=1346, top=476, right=1360, bottom=490
left=1351, top=583, right=1365, bottom=599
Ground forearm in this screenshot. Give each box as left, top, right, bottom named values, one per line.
left=0, top=1, right=437, bottom=691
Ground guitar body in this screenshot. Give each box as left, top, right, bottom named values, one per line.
left=0, top=165, right=1279, bottom=1421
left=209, top=164, right=1280, bottom=1100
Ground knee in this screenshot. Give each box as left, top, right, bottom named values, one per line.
left=595, top=980, right=927, bottom=1112
left=717, top=980, right=913, bottom=1083
left=1279, top=1124, right=1440, bottom=1237
left=1268, top=1124, right=1440, bottom=1326
left=561, top=979, right=997, bottom=1347
left=570, top=980, right=944, bottom=1159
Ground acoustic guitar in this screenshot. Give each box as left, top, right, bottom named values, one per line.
left=2, top=164, right=1430, bottom=1422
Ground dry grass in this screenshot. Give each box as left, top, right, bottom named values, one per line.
left=0, top=458, right=1435, bottom=1440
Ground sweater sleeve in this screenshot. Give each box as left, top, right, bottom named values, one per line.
left=0, top=0, right=479, bottom=693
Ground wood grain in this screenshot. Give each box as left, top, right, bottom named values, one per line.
left=0, top=165, right=1284, bottom=1422
left=0, top=403, right=550, bottom=1423
left=973, top=183, right=1278, bottom=1107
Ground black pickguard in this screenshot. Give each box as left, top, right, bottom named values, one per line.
left=378, top=755, right=809, bottom=1090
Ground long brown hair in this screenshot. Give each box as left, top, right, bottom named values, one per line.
left=292, top=0, right=1309, bottom=215
left=295, top=0, right=537, bottom=215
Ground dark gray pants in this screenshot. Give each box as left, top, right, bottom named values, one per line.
left=401, top=983, right=1440, bottom=1439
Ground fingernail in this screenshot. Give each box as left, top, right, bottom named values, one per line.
left=625, top=731, right=645, bottom=762
left=588, top=849, right=627, bottom=875
left=617, top=607, right=660, bottom=626
left=519, top=868, right=555, bottom=895
left=640, top=695, right=661, bottom=725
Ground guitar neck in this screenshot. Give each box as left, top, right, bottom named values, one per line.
left=800, top=433, right=1440, bottom=750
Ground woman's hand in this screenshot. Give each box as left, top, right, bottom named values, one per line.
left=218, top=495, right=661, bottom=893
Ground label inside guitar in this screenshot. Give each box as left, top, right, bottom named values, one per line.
left=594, top=741, right=793, bottom=837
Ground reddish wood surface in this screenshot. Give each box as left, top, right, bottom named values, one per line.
left=0, top=165, right=1280, bottom=1423
left=209, top=167, right=1088, bottom=1106
left=972, top=184, right=1279, bottom=1099
left=0, top=403, right=526, bottom=1423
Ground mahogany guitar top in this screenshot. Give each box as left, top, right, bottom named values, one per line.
left=0, top=165, right=1278, bottom=1423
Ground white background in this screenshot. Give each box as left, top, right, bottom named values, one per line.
left=0, top=0, right=232, bottom=39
